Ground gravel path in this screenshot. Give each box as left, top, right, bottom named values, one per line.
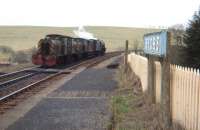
left=6, top=56, right=122, bottom=130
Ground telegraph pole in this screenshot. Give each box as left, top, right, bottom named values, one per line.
left=148, top=55, right=155, bottom=103
left=161, top=31, right=172, bottom=128
left=124, top=40, right=129, bottom=72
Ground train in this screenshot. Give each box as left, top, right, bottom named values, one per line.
left=32, top=34, right=106, bottom=67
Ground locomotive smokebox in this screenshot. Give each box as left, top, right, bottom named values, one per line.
left=45, top=55, right=56, bottom=67
left=32, top=54, right=44, bottom=65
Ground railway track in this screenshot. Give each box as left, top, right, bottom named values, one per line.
left=0, top=67, right=38, bottom=83
left=0, top=52, right=122, bottom=114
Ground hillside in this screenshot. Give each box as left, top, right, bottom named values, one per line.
left=0, top=26, right=160, bottom=52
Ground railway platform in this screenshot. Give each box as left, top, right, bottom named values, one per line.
left=0, top=55, right=122, bottom=130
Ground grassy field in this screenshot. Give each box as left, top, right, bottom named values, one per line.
left=0, top=26, right=159, bottom=51
left=0, top=26, right=160, bottom=62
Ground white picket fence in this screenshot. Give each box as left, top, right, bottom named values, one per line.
left=128, top=53, right=200, bottom=130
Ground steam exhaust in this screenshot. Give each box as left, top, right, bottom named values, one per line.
left=73, top=26, right=97, bottom=40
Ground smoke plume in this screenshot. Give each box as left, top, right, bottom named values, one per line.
left=73, top=26, right=97, bottom=40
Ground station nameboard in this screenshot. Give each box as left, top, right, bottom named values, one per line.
left=144, top=31, right=167, bottom=57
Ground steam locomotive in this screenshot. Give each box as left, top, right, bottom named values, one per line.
left=32, top=34, right=106, bottom=67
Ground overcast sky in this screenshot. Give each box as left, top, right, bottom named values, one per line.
left=0, top=0, right=199, bottom=28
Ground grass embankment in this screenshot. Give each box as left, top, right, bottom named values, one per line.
left=111, top=65, right=185, bottom=130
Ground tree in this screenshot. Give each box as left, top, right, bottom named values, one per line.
left=168, top=24, right=185, bottom=65
left=168, top=24, right=185, bottom=46
left=184, top=9, right=200, bottom=68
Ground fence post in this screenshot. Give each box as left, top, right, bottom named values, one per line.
left=124, top=40, right=129, bottom=72
left=161, top=31, right=172, bottom=128
left=148, top=55, right=155, bottom=103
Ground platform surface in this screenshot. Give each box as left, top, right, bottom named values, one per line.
left=6, top=57, right=121, bottom=130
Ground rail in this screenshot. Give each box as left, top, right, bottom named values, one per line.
left=0, top=52, right=122, bottom=102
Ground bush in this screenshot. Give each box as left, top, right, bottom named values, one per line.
left=11, top=51, right=29, bottom=63
left=30, top=47, right=37, bottom=55
left=0, top=46, right=14, bottom=54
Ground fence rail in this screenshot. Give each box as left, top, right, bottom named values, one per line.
left=128, top=53, right=200, bottom=130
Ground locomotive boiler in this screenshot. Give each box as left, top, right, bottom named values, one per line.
left=32, top=34, right=106, bottom=67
